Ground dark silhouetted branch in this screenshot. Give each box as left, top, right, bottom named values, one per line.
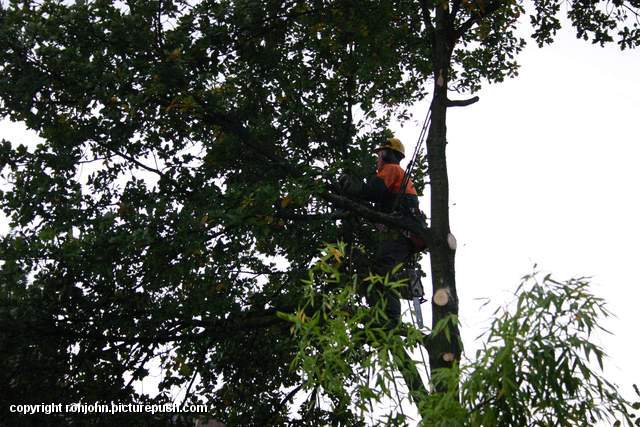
left=447, top=96, right=480, bottom=107
left=322, top=192, right=435, bottom=250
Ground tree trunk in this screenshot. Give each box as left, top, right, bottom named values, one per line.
left=426, top=7, right=462, bottom=390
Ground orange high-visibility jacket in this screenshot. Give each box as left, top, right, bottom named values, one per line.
left=362, top=163, right=419, bottom=213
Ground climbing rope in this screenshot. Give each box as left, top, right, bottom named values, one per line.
left=401, top=106, right=434, bottom=384
left=394, top=106, right=432, bottom=211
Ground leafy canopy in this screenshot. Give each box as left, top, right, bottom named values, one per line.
left=0, top=0, right=639, bottom=424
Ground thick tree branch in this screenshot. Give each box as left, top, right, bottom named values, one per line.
left=447, top=96, right=480, bottom=107
left=322, top=192, right=436, bottom=249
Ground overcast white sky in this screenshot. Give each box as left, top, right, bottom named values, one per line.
left=393, top=25, right=640, bottom=408
left=1, top=14, right=638, bottom=423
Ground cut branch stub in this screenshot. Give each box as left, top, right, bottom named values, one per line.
left=447, top=232, right=457, bottom=250
left=442, top=352, right=456, bottom=362
left=433, top=287, right=451, bottom=306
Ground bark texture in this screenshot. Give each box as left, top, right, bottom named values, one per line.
left=426, top=4, right=463, bottom=386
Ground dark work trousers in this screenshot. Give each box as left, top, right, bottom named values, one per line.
left=366, top=237, right=413, bottom=325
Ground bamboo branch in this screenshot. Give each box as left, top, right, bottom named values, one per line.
left=390, top=346, right=430, bottom=411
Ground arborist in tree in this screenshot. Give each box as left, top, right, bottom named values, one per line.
left=338, top=136, right=427, bottom=326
